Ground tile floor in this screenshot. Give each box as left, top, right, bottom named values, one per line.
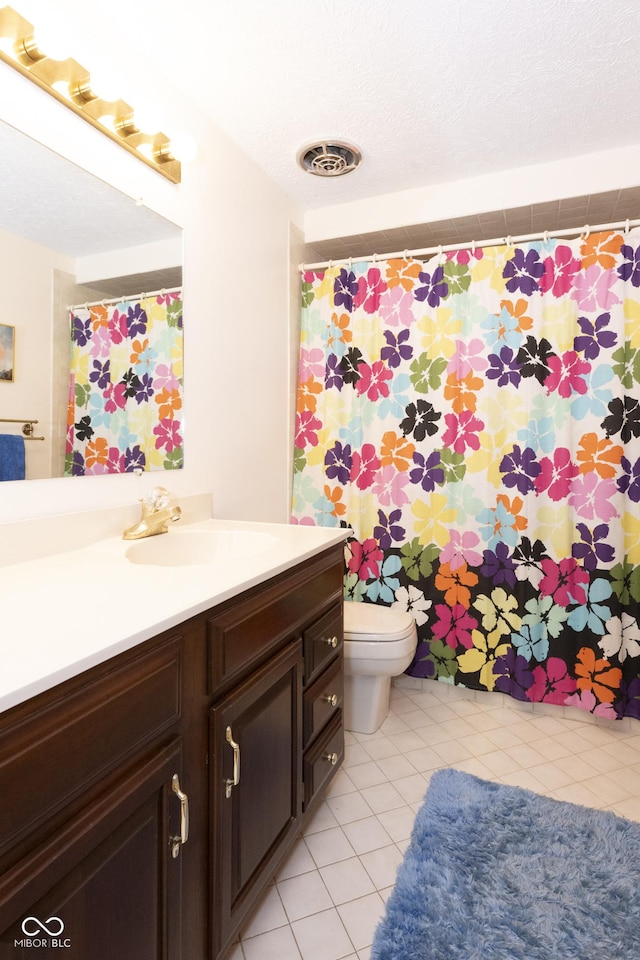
left=228, top=678, right=640, bottom=960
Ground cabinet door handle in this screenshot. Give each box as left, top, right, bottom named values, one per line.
left=225, top=725, right=241, bottom=799
left=323, top=752, right=339, bottom=766
left=323, top=694, right=338, bottom=707
left=321, top=635, right=338, bottom=648
left=170, top=774, right=190, bottom=858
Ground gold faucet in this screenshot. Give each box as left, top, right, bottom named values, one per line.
left=122, top=486, right=182, bottom=540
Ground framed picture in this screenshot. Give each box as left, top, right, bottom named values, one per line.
left=0, top=324, right=14, bottom=382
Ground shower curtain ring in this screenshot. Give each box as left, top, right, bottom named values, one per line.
left=543, top=231, right=549, bottom=244
left=625, top=219, right=630, bottom=237
left=583, top=224, right=590, bottom=240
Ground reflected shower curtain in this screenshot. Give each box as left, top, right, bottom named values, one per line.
left=291, top=230, right=640, bottom=720
left=65, top=290, right=183, bottom=475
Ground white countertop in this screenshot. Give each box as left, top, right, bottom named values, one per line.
left=1, top=518, right=347, bottom=714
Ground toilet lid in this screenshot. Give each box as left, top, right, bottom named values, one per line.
left=343, top=601, right=415, bottom=641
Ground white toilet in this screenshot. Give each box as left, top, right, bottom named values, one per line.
left=343, top=600, right=418, bottom=734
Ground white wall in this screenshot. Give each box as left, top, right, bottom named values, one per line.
left=0, top=36, right=302, bottom=524
left=304, top=145, right=640, bottom=243
left=76, top=238, right=183, bottom=287
left=0, top=227, right=74, bottom=480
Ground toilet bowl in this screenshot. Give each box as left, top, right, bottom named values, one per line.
left=343, top=601, right=418, bottom=734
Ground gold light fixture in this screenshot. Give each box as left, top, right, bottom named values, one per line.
left=0, top=5, right=182, bottom=183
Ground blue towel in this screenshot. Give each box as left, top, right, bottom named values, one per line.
left=0, top=434, right=25, bottom=480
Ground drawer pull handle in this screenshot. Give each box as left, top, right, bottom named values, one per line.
left=170, top=774, right=190, bottom=858
left=323, top=694, right=338, bottom=707
left=321, top=635, right=338, bottom=649
left=225, top=725, right=241, bottom=799
left=323, top=752, right=338, bottom=766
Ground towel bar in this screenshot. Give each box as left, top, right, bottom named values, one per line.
left=0, top=418, right=45, bottom=440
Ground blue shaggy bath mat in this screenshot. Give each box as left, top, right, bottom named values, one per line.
left=371, top=768, right=640, bottom=960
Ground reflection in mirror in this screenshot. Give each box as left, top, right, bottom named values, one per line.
left=0, top=119, right=183, bottom=481
left=65, top=288, right=183, bottom=476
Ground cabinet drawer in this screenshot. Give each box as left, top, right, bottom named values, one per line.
left=302, top=711, right=344, bottom=812
left=207, top=550, right=343, bottom=694
left=303, top=604, right=343, bottom=684
left=303, top=655, right=343, bottom=749
left=0, top=636, right=181, bottom=862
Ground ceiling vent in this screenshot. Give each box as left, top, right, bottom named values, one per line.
left=297, top=141, right=362, bottom=177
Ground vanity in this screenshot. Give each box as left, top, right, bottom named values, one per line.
left=0, top=514, right=346, bottom=960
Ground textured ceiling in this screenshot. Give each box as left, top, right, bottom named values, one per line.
left=8, top=0, right=640, bottom=260
left=46, top=0, right=640, bottom=214
left=0, top=120, right=180, bottom=257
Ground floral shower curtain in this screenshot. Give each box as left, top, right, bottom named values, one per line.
left=292, top=230, right=640, bottom=720
left=65, top=290, right=183, bottom=475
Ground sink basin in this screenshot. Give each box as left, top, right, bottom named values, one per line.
left=124, top=529, right=277, bottom=567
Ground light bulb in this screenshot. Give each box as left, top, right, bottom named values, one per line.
left=167, top=133, right=197, bottom=162
left=88, top=61, right=123, bottom=102
left=51, top=79, right=72, bottom=98
left=133, top=102, right=164, bottom=135
left=33, top=21, right=72, bottom=61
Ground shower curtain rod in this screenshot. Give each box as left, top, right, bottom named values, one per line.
left=299, top=217, right=640, bottom=271
left=69, top=286, right=182, bottom=310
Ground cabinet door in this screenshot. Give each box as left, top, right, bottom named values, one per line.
left=210, top=641, right=302, bottom=960
left=0, top=740, right=185, bottom=960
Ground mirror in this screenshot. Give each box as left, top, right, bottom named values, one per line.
left=0, top=118, right=183, bottom=481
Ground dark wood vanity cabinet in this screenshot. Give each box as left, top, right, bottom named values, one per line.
left=0, top=632, right=187, bottom=960
left=202, top=544, right=344, bottom=960
left=0, top=543, right=344, bottom=960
